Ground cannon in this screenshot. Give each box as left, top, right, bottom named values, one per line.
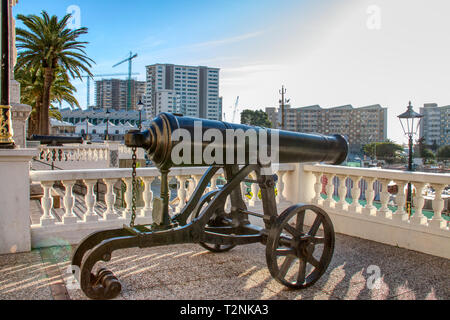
left=72, top=113, right=348, bottom=300
left=29, top=135, right=83, bottom=146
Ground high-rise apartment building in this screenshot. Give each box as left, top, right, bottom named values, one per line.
left=95, top=79, right=146, bottom=111
left=145, top=64, right=221, bottom=120
left=266, top=104, right=388, bottom=153
left=420, top=103, right=450, bottom=147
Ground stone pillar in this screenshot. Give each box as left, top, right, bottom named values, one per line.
left=105, top=141, right=120, bottom=168
left=11, top=103, right=31, bottom=148
left=0, top=148, right=37, bottom=254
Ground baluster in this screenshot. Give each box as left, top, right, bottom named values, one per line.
left=175, top=176, right=187, bottom=214
left=40, top=181, right=56, bottom=226
left=83, top=179, right=98, bottom=222
left=349, top=176, right=362, bottom=213
left=62, top=180, right=77, bottom=224
left=193, top=175, right=204, bottom=196
left=362, top=177, right=377, bottom=216
left=193, top=175, right=202, bottom=188
left=410, top=182, right=428, bottom=225
left=122, top=178, right=133, bottom=219
left=241, top=181, right=249, bottom=204
left=250, top=181, right=260, bottom=207
left=225, top=195, right=232, bottom=212
left=141, top=177, right=154, bottom=218
left=312, top=172, right=323, bottom=205
left=209, top=175, right=218, bottom=192
left=248, top=173, right=259, bottom=207
left=323, top=174, right=336, bottom=208
left=186, top=178, right=195, bottom=199
left=393, top=180, right=408, bottom=222
left=335, top=175, right=349, bottom=211
left=430, top=184, right=447, bottom=229
left=377, top=179, right=392, bottom=219
left=103, top=178, right=118, bottom=220
left=276, top=171, right=286, bottom=204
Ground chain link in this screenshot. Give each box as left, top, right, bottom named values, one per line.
left=130, top=147, right=138, bottom=228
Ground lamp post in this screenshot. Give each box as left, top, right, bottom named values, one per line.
left=397, top=101, right=423, bottom=217
left=105, top=108, right=110, bottom=141
left=279, top=85, right=290, bottom=130
left=137, top=99, right=144, bottom=130
left=85, top=117, right=89, bottom=141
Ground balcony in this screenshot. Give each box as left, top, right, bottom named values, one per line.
left=0, top=149, right=449, bottom=300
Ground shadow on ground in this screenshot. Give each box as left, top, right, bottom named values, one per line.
left=0, top=233, right=448, bottom=300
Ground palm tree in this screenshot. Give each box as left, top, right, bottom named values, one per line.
left=15, top=11, right=94, bottom=135
left=15, top=65, right=81, bottom=136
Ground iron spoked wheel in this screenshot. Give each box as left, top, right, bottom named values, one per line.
left=266, top=204, right=335, bottom=289
left=193, top=191, right=236, bottom=253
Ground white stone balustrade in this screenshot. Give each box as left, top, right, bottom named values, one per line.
left=28, top=165, right=295, bottom=247
left=22, top=162, right=450, bottom=259
left=302, top=164, right=449, bottom=259
left=35, top=145, right=110, bottom=170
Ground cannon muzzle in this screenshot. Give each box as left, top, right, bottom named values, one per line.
left=125, top=113, right=348, bottom=170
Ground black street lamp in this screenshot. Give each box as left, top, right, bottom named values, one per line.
left=105, top=108, right=110, bottom=141
left=398, top=101, right=423, bottom=216
left=137, top=99, right=144, bottom=130
left=85, top=117, right=89, bottom=141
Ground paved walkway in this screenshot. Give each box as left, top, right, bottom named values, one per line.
left=0, top=233, right=448, bottom=300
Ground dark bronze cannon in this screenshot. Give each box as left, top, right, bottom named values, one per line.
left=29, top=135, right=83, bottom=146
left=72, top=113, right=348, bottom=300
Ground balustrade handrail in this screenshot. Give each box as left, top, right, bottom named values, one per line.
left=304, top=164, right=450, bottom=185
left=29, top=163, right=295, bottom=182
left=39, top=145, right=109, bottom=151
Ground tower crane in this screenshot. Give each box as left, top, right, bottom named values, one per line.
left=82, top=72, right=140, bottom=108
left=232, top=96, right=240, bottom=123
left=113, top=52, right=138, bottom=111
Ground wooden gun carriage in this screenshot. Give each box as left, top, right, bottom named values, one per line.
left=72, top=113, right=348, bottom=300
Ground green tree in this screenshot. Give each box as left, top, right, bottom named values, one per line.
left=421, top=148, right=436, bottom=164
left=437, top=145, right=450, bottom=160
left=363, top=142, right=377, bottom=158
left=15, top=65, right=79, bottom=136
left=240, top=109, right=272, bottom=128
left=15, top=11, right=93, bottom=135
left=363, top=141, right=405, bottom=164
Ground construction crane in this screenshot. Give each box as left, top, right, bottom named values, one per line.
left=81, top=73, right=140, bottom=108
left=232, top=96, right=240, bottom=123
left=113, top=52, right=138, bottom=111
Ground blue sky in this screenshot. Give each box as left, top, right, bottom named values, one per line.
left=14, top=0, right=307, bottom=76
left=13, top=0, right=450, bottom=144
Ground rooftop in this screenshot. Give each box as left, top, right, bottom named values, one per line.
left=0, top=233, right=448, bottom=300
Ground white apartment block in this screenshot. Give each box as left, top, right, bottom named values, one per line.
left=145, top=64, right=221, bottom=120
left=420, top=103, right=450, bottom=147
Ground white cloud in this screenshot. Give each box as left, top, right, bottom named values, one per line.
left=184, top=31, right=265, bottom=50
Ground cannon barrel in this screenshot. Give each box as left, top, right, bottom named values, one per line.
left=125, top=113, right=348, bottom=170
left=29, top=135, right=83, bottom=146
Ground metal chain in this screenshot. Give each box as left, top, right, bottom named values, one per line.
left=130, top=147, right=138, bottom=228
